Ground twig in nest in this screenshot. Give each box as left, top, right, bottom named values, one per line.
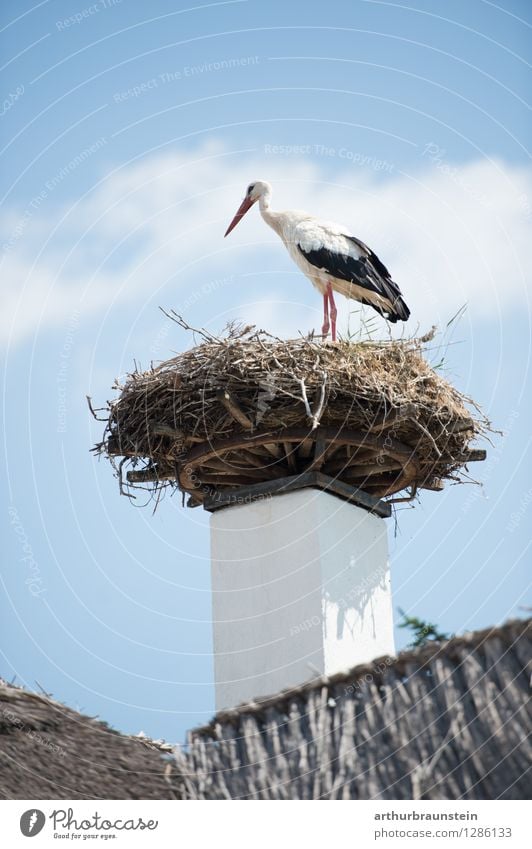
left=217, top=389, right=254, bottom=431
left=86, top=396, right=108, bottom=421
left=296, top=372, right=328, bottom=430
left=265, top=344, right=327, bottom=430
left=118, top=458, right=136, bottom=499
left=150, top=423, right=186, bottom=439
left=296, top=377, right=312, bottom=420
left=410, top=418, right=442, bottom=459
left=310, top=372, right=328, bottom=430
left=159, top=309, right=219, bottom=344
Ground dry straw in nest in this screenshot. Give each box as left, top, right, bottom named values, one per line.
left=92, top=314, right=490, bottom=508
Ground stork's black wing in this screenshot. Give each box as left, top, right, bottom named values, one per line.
left=297, top=232, right=410, bottom=322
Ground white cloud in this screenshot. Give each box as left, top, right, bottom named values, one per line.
left=2, top=144, right=531, bottom=348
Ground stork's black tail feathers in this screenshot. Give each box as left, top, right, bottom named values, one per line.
left=386, top=294, right=410, bottom=323
left=342, top=236, right=410, bottom=324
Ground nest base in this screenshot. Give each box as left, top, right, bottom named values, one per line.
left=95, top=321, right=490, bottom=508
left=201, top=471, right=391, bottom=518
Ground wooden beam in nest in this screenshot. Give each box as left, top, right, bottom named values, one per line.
left=196, top=473, right=270, bottom=486
left=331, top=447, right=377, bottom=469
left=181, top=427, right=420, bottom=497
left=324, top=450, right=399, bottom=476
left=304, top=436, right=328, bottom=472
left=367, top=403, right=417, bottom=434
left=202, top=471, right=392, bottom=518
left=201, top=460, right=282, bottom=482
left=127, top=466, right=175, bottom=483
left=341, top=460, right=403, bottom=478
left=364, top=469, right=418, bottom=498
left=462, top=449, right=486, bottom=462
left=263, top=442, right=282, bottom=459
left=431, top=448, right=486, bottom=466
left=444, top=418, right=475, bottom=434
left=236, top=449, right=276, bottom=469
left=283, top=441, right=297, bottom=472
left=298, top=439, right=313, bottom=459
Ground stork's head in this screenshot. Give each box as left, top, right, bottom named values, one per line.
left=224, top=180, right=271, bottom=237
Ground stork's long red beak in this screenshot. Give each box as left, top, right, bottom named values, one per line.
left=224, top=196, right=255, bottom=237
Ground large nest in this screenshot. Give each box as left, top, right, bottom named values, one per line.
left=93, top=317, right=489, bottom=510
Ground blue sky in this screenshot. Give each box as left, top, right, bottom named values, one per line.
left=1, top=0, right=531, bottom=744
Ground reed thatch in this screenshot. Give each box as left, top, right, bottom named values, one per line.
left=3, top=620, right=528, bottom=800
left=94, top=317, right=489, bottom=507
left=174, top=618, right=531, bottom=800
left=0, top=681, right=185, bottom=800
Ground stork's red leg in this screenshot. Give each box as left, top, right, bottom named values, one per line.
left=327, top=284, right=337, bottom=342
left=321, top=292, right=330, bottom=339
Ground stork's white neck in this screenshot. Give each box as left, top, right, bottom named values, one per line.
left=258, top=185, right=271, bottom=212
left=258, top=187, right=282, bottom=236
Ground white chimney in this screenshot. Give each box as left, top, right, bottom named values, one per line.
left=210, top=486, right=394, bottom=711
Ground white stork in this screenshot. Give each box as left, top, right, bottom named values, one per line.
left=224, top=180, right=410, bottom=341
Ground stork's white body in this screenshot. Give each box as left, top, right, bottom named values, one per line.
left=224, top=180, right=410, bottom=340
left=264, top=208, right=395, bottom=316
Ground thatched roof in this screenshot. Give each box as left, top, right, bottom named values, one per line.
left=2, top=620, right=529, bottom=800
left=94, top=319, right=489, bottom=508
left=0, top=682, right=184, bottom=800
left=175, top=618, right=531, bottom=800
